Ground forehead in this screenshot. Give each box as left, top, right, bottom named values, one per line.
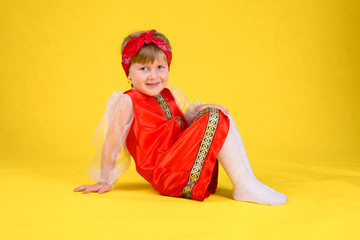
left=133, top=56, right=168, bottom=66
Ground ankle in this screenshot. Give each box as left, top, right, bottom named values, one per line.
left=232, top=178, right=260, bottom=191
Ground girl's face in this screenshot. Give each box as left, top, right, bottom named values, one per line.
left=128, top=57, right=169, bottom=96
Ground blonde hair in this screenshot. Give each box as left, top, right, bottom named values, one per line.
left=121, top=30, right=171, bottom=65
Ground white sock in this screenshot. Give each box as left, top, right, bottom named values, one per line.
left=217, top=115, right=288, bottom=205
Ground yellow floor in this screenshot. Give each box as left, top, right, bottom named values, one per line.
left=1, top=152, right=359, bottom=240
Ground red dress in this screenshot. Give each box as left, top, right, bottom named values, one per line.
left=124, top=88, right=230, bottom=201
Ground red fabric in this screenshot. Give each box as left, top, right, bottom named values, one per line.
left=122, top=29, right=172, bottom=76
left=124, top=88, right=230, bottom=201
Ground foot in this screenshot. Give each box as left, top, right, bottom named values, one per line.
left=233, top=180, right=288, bottom=205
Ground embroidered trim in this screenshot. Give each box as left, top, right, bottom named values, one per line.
left=155, top=93, right=183, bottom=128
left=182, top=108, right=220, bottom=199
left=155, top=94, right=172, bottom=120
left=190, top=108, right=210, bottom=125
left=175, top=116, right=182, bottom=127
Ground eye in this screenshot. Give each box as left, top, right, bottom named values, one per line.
left=157, top=65, right=165, bottom=69
left=139, top=67, right=148, bottom=71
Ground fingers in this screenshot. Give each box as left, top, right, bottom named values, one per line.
left=82, top=185, right=100, bottom=194
left=73, top=184, right=98, bottom=194
left=197, top=104, right=229, bottom=115
left=210, top=104, right=229, bottom=115
left=222, top=107, right=230, bottom=115
left=83, top=185, right=110, bottom=194
left=74, top=185, right=90, bottom=192
left=217, top=105, right=229, bottom=114
left=74, top=183, right=111, bottom=194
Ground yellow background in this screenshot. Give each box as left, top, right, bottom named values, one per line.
left=1, top=0, right=359, bottom=239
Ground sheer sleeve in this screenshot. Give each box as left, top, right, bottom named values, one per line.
left=167, top=84, right=203, bottom=125
left=87, top=91, right=134, bottom=188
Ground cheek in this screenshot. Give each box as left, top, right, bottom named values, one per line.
left=161, top=71, right=169, bottom=80
left=128, top=66, right=135, bottom=77
left=130, top=72, right=144, bottom=81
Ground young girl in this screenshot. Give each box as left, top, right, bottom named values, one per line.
left=74, top=29, right=288, bottom=205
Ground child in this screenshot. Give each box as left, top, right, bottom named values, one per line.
left=74, top=29, right=288, bottom=205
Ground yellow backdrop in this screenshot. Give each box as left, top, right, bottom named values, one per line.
left=1, top=0, right=359, bottom=239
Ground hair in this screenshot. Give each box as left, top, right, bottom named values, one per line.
left=121, top=30, right=171, bottom=65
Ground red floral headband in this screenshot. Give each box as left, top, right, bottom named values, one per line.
left=121, top=29, right=172, bottom=76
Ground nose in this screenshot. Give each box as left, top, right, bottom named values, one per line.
left=148, top=69, right=157, bottom=80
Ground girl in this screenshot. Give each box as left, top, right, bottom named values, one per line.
left=74, top=30, right=288, bottom=205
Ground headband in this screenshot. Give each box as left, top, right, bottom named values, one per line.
left=121, top=29, right=172, bottom=76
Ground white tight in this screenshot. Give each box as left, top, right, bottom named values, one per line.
left=217, top=115, right=288, bottom=205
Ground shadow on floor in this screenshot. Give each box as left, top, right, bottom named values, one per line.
left=214, top=187, right=233, bottom=199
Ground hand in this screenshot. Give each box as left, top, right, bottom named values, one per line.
left=74, top=182, right=112, bottom=194
left=196, top=104, right=229, bottom=115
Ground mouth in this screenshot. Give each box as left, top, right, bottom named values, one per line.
left=145, top=82, right=161, bottom=87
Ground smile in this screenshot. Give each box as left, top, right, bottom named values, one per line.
left=146, top=82, right=160, bottom=87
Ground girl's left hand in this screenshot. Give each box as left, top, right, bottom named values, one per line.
left=196, top=104, right=229, bottom=115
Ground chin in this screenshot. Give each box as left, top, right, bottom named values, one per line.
left=139, top=88, right=164, bottom=96
left=150, top=86, right=166, bottom=96
left=148, top=90, right=163, bottom=96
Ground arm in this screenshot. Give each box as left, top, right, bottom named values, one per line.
left=74, top=92, right=134, bottom=194
left=167, top=84, right=229, bottom=124
left=99, top=93, right=133, bottom=185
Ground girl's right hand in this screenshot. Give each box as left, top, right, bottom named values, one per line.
left=74, top=182, right=112, bottom=194
left=196, top=104, right=229, bottom=115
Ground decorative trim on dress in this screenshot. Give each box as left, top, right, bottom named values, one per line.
left=182, top=108, right=220, bottom=199
left=155, top=93, right=183, bottom=128
left=189, top=108, right=209, bottom=125
left=155, top=94, right=173, bottom=120
left=175, top=116, right=182, bottom=127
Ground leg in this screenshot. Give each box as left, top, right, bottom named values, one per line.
left=218, top=115, right=288, bottom=205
